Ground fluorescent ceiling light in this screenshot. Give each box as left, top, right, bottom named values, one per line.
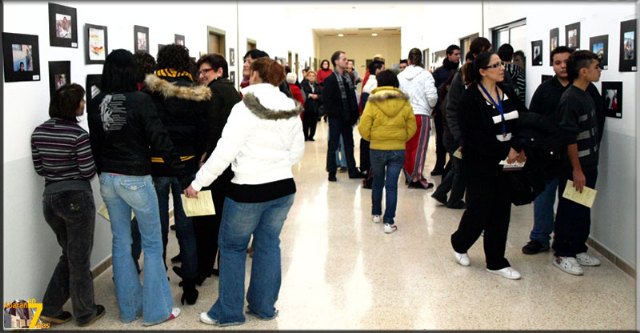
left=338, top=33, right=344, bottom=37
left=371, top=33, right=378, bottom=37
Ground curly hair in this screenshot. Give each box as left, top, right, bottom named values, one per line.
left=133, top=51, right=156, bottom=83
left=156, top=44, right=191, bottom=72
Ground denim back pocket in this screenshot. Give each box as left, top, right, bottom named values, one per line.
left=119, top=178, right=147, bottom=192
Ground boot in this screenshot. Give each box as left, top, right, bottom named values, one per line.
left=181, top=279, right=199, bottom=305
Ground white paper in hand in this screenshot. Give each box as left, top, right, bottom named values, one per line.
left=562, top=180, right=597, bottom=208
left=181, top=190, right=216, bottom=217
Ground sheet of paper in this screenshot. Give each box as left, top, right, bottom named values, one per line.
left=97, top=203, right=135, bottom=222
left=181, top=190, right=216, bottom=217
left=453, top=147, right=463, bottom=159
left=499, top=158, right=525, bottom=171
left=562, top=180, right=597, bottom=208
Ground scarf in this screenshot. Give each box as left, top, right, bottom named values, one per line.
left=334, top=70, right=353, bottom=113
left=154, top=68, right=193, bottom=82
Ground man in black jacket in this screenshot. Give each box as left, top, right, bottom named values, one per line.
left=322, top=50, right=365, bottom=181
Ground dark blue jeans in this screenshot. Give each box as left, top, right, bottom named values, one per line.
left=370, top=149, right=405, bottom=224
left=530, top=177, right=559, bottom=247
left=41, top=190, right=99, bottom=325
left=326, top=117, right=357, bottom=176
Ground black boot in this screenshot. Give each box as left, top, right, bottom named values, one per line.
left=181, top=279, right=199, bottom=305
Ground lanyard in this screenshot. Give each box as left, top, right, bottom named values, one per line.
left=479, top=83, right=507, bottom=137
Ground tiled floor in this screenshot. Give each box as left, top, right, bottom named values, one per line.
left=52, top=121, right=636, bottom=330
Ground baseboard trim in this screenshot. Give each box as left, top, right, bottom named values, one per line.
left=587, top=236, right=636, bottom=278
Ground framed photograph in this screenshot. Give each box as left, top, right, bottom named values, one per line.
left=48, top=3, right=78, bottom=48
left=619, top=19, right=637, bottom=72
left=566, top=22, right=581, bottom=49
left=85, top=24, right=108, bottom=64
left=133, top=25, right=149, bottom=53
left=158, top=44, right=166, bottom=53
left=541, top=74, right=553, bottom=84
left=229, top=70, right=236, bottom=85
left=2, top=32, right=40, bottom=82
left=48, top=61, right=70, bottom=97
left=229, top=48, right=235, bottom=66
left=175, top=34, right=185, bottom=46
left=549, top=28, right=559, bottom=64
left=86, top=74, right=102, bottom=103
left=589, top=35, right=609, bottom=70
left=602, top=82, right=623, bottom=118
left=531, top=40, right=543, bottom=66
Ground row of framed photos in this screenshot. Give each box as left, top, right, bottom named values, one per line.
left=530, top=19, right=636, bottom=72
left=540, top=75, right=624, bottom=119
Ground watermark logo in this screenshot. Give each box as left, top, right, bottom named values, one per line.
left=3, top=299, right=49, bottom=329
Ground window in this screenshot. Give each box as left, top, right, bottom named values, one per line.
left=491, top=19, right=527, bottom=55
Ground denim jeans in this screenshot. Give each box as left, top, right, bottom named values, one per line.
left=99, top=173, right=173, bottom=325
left=153, top=176, right=198, bottom=280
left=207, top=194, right=295, bottom=325
left=335, top=135, right=347, bottom=168
left=370, top=150, right=405, bottom=224
left=530, top=177, right=559, bottom=247
left=41, top=189, right=99, bottom=324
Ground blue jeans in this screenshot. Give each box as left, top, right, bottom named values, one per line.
left=530, top=177, right=559, bottom=247
left=99, top=173, right=173, bottom=325
left=370, top=150, right=405, bottom=224
left=153, top=176, right=198, bottom=280
left=335, top=135, right=347, bottom=168
left=207, top=194, right=295, bottom=325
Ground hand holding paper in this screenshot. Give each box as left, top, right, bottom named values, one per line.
left=562, top=180, right=597, bottom=208
left=181, top=190, right=216, bottom=217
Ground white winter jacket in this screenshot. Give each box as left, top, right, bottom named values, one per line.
left=397, top=65, right=438, bottom=117
left=191, top=83, right=305, bottom=190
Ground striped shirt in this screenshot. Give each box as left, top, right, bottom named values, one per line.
left=31, top=118, right=96, bottom=185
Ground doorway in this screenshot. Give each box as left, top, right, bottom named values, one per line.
left=207, top=26, right=226, bottom=55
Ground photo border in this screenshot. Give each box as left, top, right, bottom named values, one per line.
left=549, top=27, right=559, bottom=65
left=565, top=22, right=581, bottom=50
left=175, top=34, right=185, bottom=46
left=601, top=81, right=623, bottom=118
left=133, top=25, right=149, bottom=53
left=589, top=35, right=609, bottom=70
left=2, top=32, right=41, bottom=82
left=48, top=60, right=70, bottom=98
left=48, top=3, right=78, bottom=48
left=229, top=47, right=235, bottom=66
left=619, top=19, right=637, bottom=72
left=531, top=40, right=543, bottom=66
left=85, top=23, right=109, bottom=65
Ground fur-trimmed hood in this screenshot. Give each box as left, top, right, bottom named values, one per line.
left=367, top=86, right=413, bottom=118
left=369, top=86, right=409, bottom=102
left=241, top=83, right=302, bottom=120
left=144, top=74, right=212, bottom=101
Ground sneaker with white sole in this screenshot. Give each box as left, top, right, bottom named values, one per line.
left=553, top=256, right=584, bottom=275
left=200, top=312, right=217, bottom=325
left=576, top=252, right=601, bottom=266
left=486, top=267, right=521, bottom=280
left=454, top=251, right=470, bottom=266
left=372, top=215, right=382, bottom=223
left=383, top=223, right=397, bottom=234
left=143, top=307, right=180, bottom=326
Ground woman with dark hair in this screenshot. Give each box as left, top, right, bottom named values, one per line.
left=87, top=49, right=183, bottom=326
left=185, top=57, right=304, bottom=327
left=358, top=70, right=416, bottom=234
left=450, top=51, right=528, bottom=280
left=32, top=84, right=105, bottom=327
left=316, top=59, right=332, bottom=86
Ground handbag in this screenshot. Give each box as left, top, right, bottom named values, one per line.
left=506, top=164, right=545, bottom=206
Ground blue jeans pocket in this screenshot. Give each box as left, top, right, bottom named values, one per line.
left=119, top=178, right=147, bottom=191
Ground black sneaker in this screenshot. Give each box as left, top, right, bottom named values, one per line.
left=78, top=305, right=105, bottom=327
left=40, top=311, right=72, bottom=325
left=328, top=174, right=337, bottom=182
left=170, top=254, right=182, bottom=264
left=522, top=240, right=550, bottom=255
left=431, top=192, right=447, bottom=205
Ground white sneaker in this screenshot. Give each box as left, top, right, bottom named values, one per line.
left=200, top=312, right=218, bottom=325
left=576, top=252, right=601, bottom=266
left=383, top=223, right=397, bottom=234
left=454, top=251, right=470, bottom=266
left=486, top=267, right=521, bottom=280
left=553, top=256, right=584, bottom=275
left=372, top=215, right=382, bottom=223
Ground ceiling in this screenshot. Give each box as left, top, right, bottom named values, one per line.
left=314, top=27, right=401, bottom=37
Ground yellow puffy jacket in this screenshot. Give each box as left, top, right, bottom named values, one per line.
left=358, top=86, right=417, bottom=150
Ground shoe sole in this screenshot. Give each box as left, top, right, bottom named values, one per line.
left=40, top=315, right=72, bottom=325
left=486, top=269, right=521, bottom=280
left=552, top=261, right=584, bottom=275
left=384, top=226, right=397, bottom=234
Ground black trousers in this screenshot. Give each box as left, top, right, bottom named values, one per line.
left=303, top=111, right=318, bottom=140
left=192, top=183, right=226, bottom=277
left=326, top=117, right=358, bottom=176
left=451, top=172, right=512, bottom=270
left=359, top=138, right=370, bottom=174
left=432, top=112, right=446, bottom=172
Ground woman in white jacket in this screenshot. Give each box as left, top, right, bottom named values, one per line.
left=185, top=58, right=304, bottom=326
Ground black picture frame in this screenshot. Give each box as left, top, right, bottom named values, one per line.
left=602, top=82, right=623, bottom=118
left=531, top=40, right=543, bottom=66
left=48, top=3, right=78, bottom=48
left=566, top=22, right=581, bottom=50
left=158, top=44, right=166, bottom=53
left=85, top=74, right=102, bottom=104
left=619, top=19, right=637, bottom=72
left=2, top=32, right=40, bottom=82
left=541, top=74, right=553, bottom=84
left=48, top=61, right=70, bottom=98
left=230, top=70, right=235, bottom=85
left=589, top=35, right=609, bottom=70
left=85, top=24, right=108, bottom=64
left=229, top=48, right=235, bottom=66
left=133, top=25, right=149, bottom=53
left=549, top=28, right=559, bottom=65
left=175, top=34, right=185, bottom=46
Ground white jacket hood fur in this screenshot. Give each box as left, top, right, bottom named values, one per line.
left=191, top=83, right=305, bottom=190
left=397, top=65, right=438, bottom=116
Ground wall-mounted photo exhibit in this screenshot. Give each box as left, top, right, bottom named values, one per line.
left=619, top=19, right=636, bottom=72
left=602, top=81, right=623, bottom=118
left=229, top=70, right=235, bottom=85
left=229, top=48, right=235, bottom=66
left=48, top=61, right=70, bottom=98
left=432, top=49, right=446, bottom=69
left=589, top=35, right=609, bottom=70
left=133, top=25, right=149, bottom=53
left=566, top=22, right=581, bottom=50
left=549, top=28, right=559, bottom=65
left=541, top=74, right=553, bottom=84
left=48, top=3, right=78, bottom=48
left=175, top=34, right=185, bottom=46
left=2, top=32, right=40, bottom=82
left=85, top=74, right=102, bottom=103
left=85, top=24, right=108, bottom=64
left=531, top=40, right=543, bottom=66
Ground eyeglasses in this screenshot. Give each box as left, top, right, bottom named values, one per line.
left=198, top=68, right=214, bottom=76
left=484, top=61, right=505, bottom=69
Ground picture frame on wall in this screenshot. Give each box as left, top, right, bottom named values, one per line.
left=589, top=35, right=609, bottom=70
left=602, top=81, right=623, bottom=118
left=549, top=28, right=559, bottom=65
left=566, top=22, right=581, bottom=49
left=85, top=74, right=102, bottom=103
left=2, top=32, right=40, bottom=82
left=158, top=44, right=166, bottom=53
left=619, top=19, right=637, bottom=72
left=175, top=34, right=185, bottom=46
left=48, top=3, right=78, bottom=48
left=85, top=24, right=108, bottom=64
left=432, top=49, right=446, bottom=68
left=531, top=40, right=543, bottom=66
left=133, top=25, right=149, bottom=53
left=229, top=48, right=235, bottom=66
left=229, top=70, right=235, bottom=85
left=48, top=61, right=70, bottom=98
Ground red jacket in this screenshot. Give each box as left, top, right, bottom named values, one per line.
left=316, top=68, right=333, bottom=86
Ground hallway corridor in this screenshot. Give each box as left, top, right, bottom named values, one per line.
left=52, top=122, right=635, bottom=330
